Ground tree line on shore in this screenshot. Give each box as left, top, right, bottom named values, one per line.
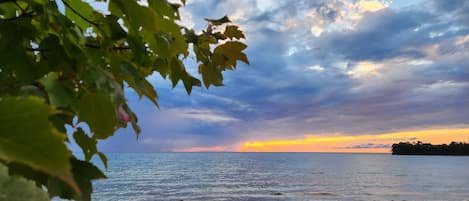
left=392, top=141, right=469, bottom=155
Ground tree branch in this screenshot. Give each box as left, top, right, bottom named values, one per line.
left=0, top=0, right=14, bottom=3
left=112, top=46, right=132, bottom=50
left=84, top=43, right=131, bottom=50
left=27, top=48, right=49, bottom=52
left=13, top=0, right=25, bottom=13
left=1, top=0, right=34, bottom=21
left=61, top=0, right=99, bottom=27
left=4, top=11, right=34, bottom=21
left=27, top=44, right=131, bottom=52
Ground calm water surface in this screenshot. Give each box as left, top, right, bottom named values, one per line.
left=92, top=153, right=469, bottom=201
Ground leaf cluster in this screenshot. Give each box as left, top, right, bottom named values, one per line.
left=0, top=0, right=248, bottom=200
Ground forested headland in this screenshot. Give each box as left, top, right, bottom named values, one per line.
left=392, top=141, right=469, bottom=155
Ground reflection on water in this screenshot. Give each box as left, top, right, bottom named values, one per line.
left=92, top=153, right=469, bottom=201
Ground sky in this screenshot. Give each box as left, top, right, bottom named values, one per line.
left=96, top=0, right=469, bottom=153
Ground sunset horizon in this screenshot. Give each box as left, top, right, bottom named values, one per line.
left=161, top=127, right=469, bottom=153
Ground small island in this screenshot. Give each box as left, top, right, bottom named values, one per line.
left=392, top=141, right=469, bottom=155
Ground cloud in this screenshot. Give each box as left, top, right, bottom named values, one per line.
left=344, top=143, right=391, bottom=149
left=431, top=0, right=469, bottom=26
left=346, top=61, right=383, bottom=78
left=177, top=108, right=240, bottom=123
left=307, top=65, right=325, bottom=72
left=307, top=0, right=389, bottom=37
left=97, top=0, right=469, bottom=152
left=314, top=9, right=435, bottom=62
left=171, top=146, right=228, bottom=152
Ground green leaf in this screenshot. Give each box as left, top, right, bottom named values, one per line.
left=6, top=162, right=48, bottom=187
left=70, top=159, right=105, bottom=201
left=64, top=0, right=95, bottom=31
left=40, top=72, right=78, bottom=110
left=214, top=41, right=250, bottom=67
left=110, top=0, right=160, bottom=32
left=47, top=159, right=106, bottom=201
left=184, top=28, right=198, bottom=44
left=205, top=15, right=231, bottom=25
left=97, top=152, right=108, bottom=169
left=99, top=15, right=127, bottom=41
left=199, top=63, right=223, bottom=89
left=141, top=80, right=159, bottom=107
left=0, top=3, right=18, bottom=19
left=78, top=93, right=117, bottom=139
left=120, top=62, right=159, bottom=107
left=125, top=104, right=141, bottom=137
left=182, top=72, right=201, bottom=94
left=38, top=34, right=71, bottom=70
left=154, top=58, right=170, bottom=78
left=0, top=96, right=78, bottom=193
left=193, top=45, right=211, bottom=63
left=0, top=18, right=39, bottom=82
left=72, top=127, right=107, bottom=168
left=0, top=163, right=49, bottom=201
left=169, top=33, right=189, bottom=57
left=224, top=25, right=245, bottom=39
left=212, top=32, right=227, bottom=40
left=152, top=32, right=171, bottom=58
left=19, top=85, right=46, bottom=98
left=73, top=128, right=97, bottom=161
left=148, top=0, right=180, bottom=19
left=169, top=57, right=184, bottom=87
left=49, top=113, right=73, bottom=134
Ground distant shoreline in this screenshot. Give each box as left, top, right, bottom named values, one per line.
left=392, top=142, right=469, bottom=156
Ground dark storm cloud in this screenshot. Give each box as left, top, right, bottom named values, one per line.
left=317, top=9, right=435, bottom=61
left=431, top=0, right=469, bottom=26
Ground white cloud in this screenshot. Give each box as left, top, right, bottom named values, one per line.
left=455, top=35, right=469, bottom=46
left=310, top=26, right=325, bottom=37
left=358, top=0, right=388, bottom=12
left=197, top=93, right=253, bottom=111
left=307, top=65, right=325, bottom=72
left=416, top=80, right=469, bottom=95
left=178, top=7, right=195, bottom=28
left=346, top=61, right=383, bottom=78
left=175, top=108, right=240, bottom=123
left=407, top=59, right=434, bottom=66
left=307, top=0, right=389, bottom=36
left=255, top=0, right=282, bottom=13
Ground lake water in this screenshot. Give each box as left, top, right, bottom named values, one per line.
left=92, top=153, right=469, bottom=201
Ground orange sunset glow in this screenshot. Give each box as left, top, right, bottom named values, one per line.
left=238, top=128, right=469, bottom=153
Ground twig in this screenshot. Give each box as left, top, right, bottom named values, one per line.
left=85, top=43, right=131, bottom=50
left=61, top=0, right=99, bottom=27
left=0, top=0, right=14, bottom=4
left=13, top=0, right=25, bottom=13
left=27, top=44, right=132, bottom=52
left=4, top=11, right=34, bottom=21
left=27, top=48, right=49, bottom=52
